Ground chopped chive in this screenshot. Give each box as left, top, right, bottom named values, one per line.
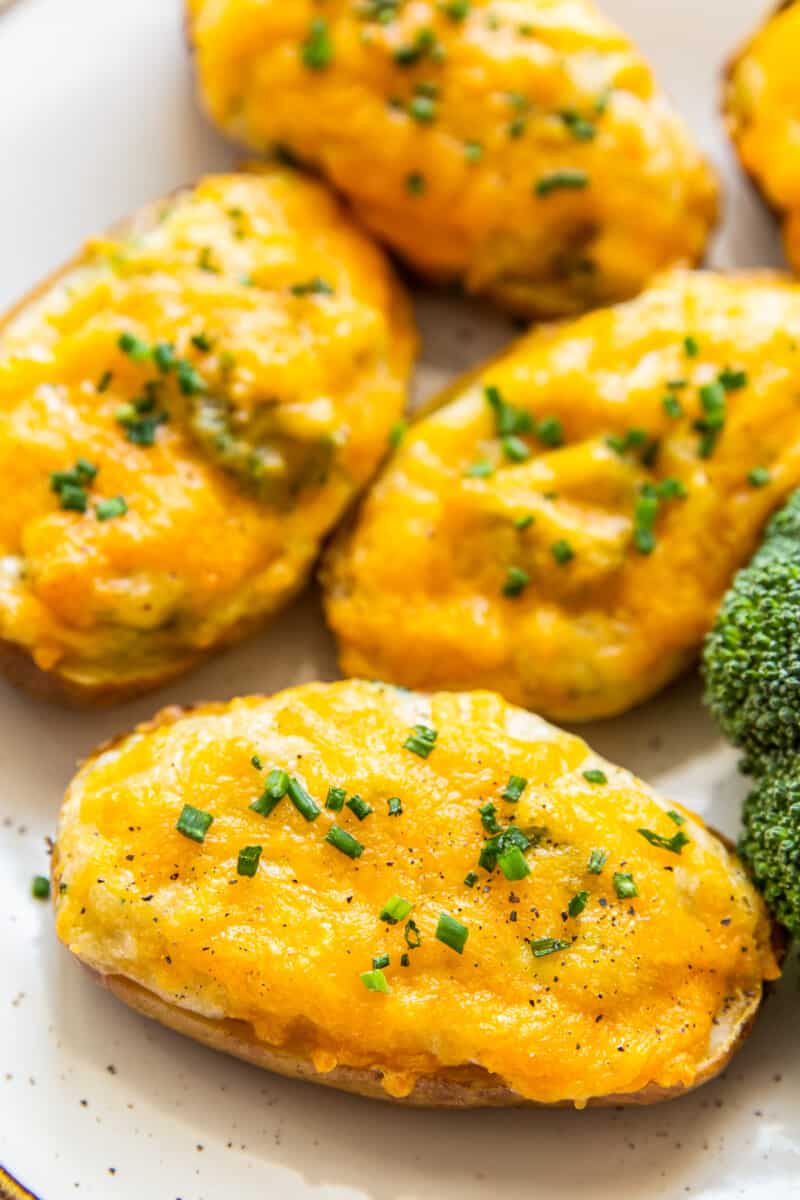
left=360, top=968, right=390, bottom=993
left=287, top=777, right=321, bottom=822
left=251, top=755, right=263, bottom=771
left=514, top=514, right=534, bottom=531
left=290, top=276, right=334, bottom=296
left=684, top=336, right=699, bottom=357
left=587, top=848, right=608, bottom=875
left=501, top=775, right=527, bottom=802
left=656, top=478, right=687, bottom=500
left=250, top=768, right=289, bottom=816
left=633, top=492, right=659, bottom=554
left=380, top=895, right=414, bottom=924
left=32, top=875, right=50, bottom=900
left=346, top=795, right=373, bottom=821
left=403, top=724, right=437, bottom=758
left=530, top=936, right=570, bottom=957
left=536, top=415, right=565, bottom=447
left=748, top=466, right=770, bottom=488
left=97, top=369, right=113, bottom=393
left=406, top=171, right=426, bottom=194
left=662, top=394, right=684, bottom=418
left=498, top=845, right=531, bottom=880
left=695, top=381, right=726, bottom=458
left=718, top=367, right=747, bottom=391
left=583, top=769, right=607, bottom=784
left=667, top=810, right=686, bottom=826
left=95, top=496, right=127, bottom=521
left=606, top=428, right=647, bottom=455
left=464, top=140, right=483, bottom=163
left=176, top=804, right=213, bottom=843
left=535, top=169, right=589, bottom=197
left=503, top=566, right=530, bottom=597
left=325, top=785, right=347, bottom=812
left=387, top=796, right=403, bottom=816
left=372, top=953, right=390, bottom=970
left=118, top=331, right=150, bottom=361
left=55, top=482, right=88, bottom=512
left=465, top=460, right=494, bottom=478
left=153, top=341, right=176, bottom=373
left=568, top=890, right=589, bottom=918
left=479, top=801, right=501, bottom=834
left=389, top=420, right=407, bottom=449
left=509, top=116, right=527, bottom=138
left=464, top=871, right=479, bottom=887
left=404, top=918, right=421, bottom=948
left=442, top=0, right=470, bottom=18
left=551, top=539, right=574, bottom=565
left=197, top=246, right=219, bottom=273
left=325, top=825, right=364, bottom=858
left=485, top=384, right=533, bottom=437
left=435, top=912, right=468, bottom=954
left=502, top=434, right=530, bottom=462
left=302, top=17, right=333, bottom=69
left=613, top=872, right=638, bottom=899
left=400, top=952, right=410, bottom=967
left=237, top=845, right=263, bottom=876
left=191, top=332, right=213, bottom=352
left=559, top=110, right=596, bottom=141
left=637, top=828, right=690, bottom=854
left=176, top=360, right=206, bottom=396
left=587, top=848, right=608, bottom=874
left=409, top=94, right=436, bottom=122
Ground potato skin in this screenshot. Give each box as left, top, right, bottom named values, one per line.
left=725, top=1, right=800, bottom=272
left=323, top=270, right=800, bottom=721
left=0, top=168, right=415, bottom=704
left=186, top=0, right=718, bottom=319
left=53, top=681, right=778, bottom=1107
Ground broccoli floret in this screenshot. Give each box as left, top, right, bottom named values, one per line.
left=740, top=772, right=800, bottom=937
left=703, top=490, right=800, bottom=778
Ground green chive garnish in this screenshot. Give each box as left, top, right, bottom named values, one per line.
left=536, top=416, right=565, bottom=447
left=389, top=420, right=407, bottom=449
left=287, top=777, right=321, bottom=822
left=325, top=785, right=347, bottom=811
left=514, top=514, right=534, bottom=530
left=290, top=277, right=334, bottom=296
left=568, top=890, right=589, bottom=917
left=409, top=94, right=436, bottom=122
left=95, top=496, right=127, bottom=521
left=559, top=110, right=596, bottom=141
left=479, top=801, right=501, bottom=833
left=406, top=171, right=426, bottom=194
left=325, top=825, right=364, bottom=859
left=97, top=369, right=113, bottom=393
left=237, top=845, right=262, bottom=876
left=662, top=394, right=684, bottom=418
left=684, top=335, right=699, bottom=357
left=498, top=845, right=531, bottom=880
left=251, top=755, right=263, bottom=770
left=718, top=367, right=747, bottom=391
left=587, top=848, right=608, bottom=874
left=360, top=968, right=390, bottom=993
left=748, top=466, right=770, bottom=488
left=118, top=331, right=150, bottom=361
left=465, top=460, right=494, bottom=478
left=551, top=539, right=574, bottom=565
left=302, top=17, right=333, bottom=69
left=403, top=724, right=437, bottom=758
left=153, top=341, right=176, bottom=373
left=613, top=872, right=638, bottom=899
left=535, top=169, right=589, bottom=197
left=435, top=912, right=469, bottom=954
left=503, top=567, right=530, bottom=597
left=346, top=795, right=373, bottom=821
left=486, top=384, right=533, bottom=436
left=464, top=871, right=479, bottom=887
left=530, top=937, right=570, bottom=957
left=250, top=768, right=289, bottom=816
left=380, top=895, right=414, bottom=924
left=637, top=828, right=690, bottom=854
left=32, top=875, right=50, bottom=900
left=372, top=953, right=390, bottom=970
left=502, top=434, right=530, bottom=463
left=667, top=810, right=686, bottom=826
left=404, top=919, right=421, bottom=948
left=501, top=775, right=527, bottom=802
left=464, top=140, right=483, bottom=163
left=387, top=796, right=403, bottom=816
left=583, top=769, right=607, bottom=785
left=176, top=804, right=213, bottom=843
left=191, top=332, right=213, bottom=352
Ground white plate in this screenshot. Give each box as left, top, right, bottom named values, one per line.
left=1, top=1, right=798, bottom=1197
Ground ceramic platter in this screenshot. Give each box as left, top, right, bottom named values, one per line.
left=0, top=0, right=798, bottom=1196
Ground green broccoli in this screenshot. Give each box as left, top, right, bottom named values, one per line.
left=703, top=489, right=800, bottom=936
left=703, top=490, right=800, bottom=778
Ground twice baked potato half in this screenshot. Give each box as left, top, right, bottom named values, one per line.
left=0, top=167, right=415, bottom=703
left=53, top=680, right=779, bottom=1108
left=324, top=270, right=800, bottom=721
left=725, top=1, right=800, bottom=272
left=186, top=0, right=718, bottom=319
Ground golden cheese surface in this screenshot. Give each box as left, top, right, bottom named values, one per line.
left=324, top=270, right=800, bottom=720
left=54, top=680, right=777, bottom=1106
left=187, top=0, right=717, bottom=318
left=726, top=1, right=800, bottom=271
left=0, top=168, right=414, bottom=694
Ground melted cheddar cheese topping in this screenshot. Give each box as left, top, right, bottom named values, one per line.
left=324, top=270, right=800, bottom=721
left=54, top=680, right=778, bottom=1106
left=726, top=1, right=800, bottom=271
left=0, top=168, right=415, bottom=692
left=187, top=0, right=717, bottom=318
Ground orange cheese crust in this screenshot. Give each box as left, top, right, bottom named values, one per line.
left=725, top=1, right=800, bottom=272
left=186, top=0, right=718, bottom=318
left=323, top=269, right=800, bottom=721
left=53, top=680, right=778, bottom=1107
left=0, top=168, right=415, bottom=701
